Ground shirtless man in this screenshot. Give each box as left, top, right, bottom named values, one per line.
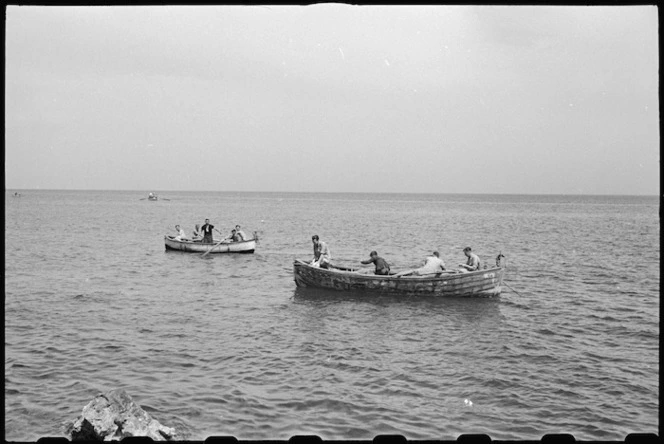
left=311, top=235, right=331, bottom=269
left=458, top=247, right=481, bottom=272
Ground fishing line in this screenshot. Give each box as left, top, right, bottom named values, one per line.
left=503, top=281, right=524, bottom=297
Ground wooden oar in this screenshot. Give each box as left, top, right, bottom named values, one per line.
left=202, top=239, right=225, bottom=257
left=201, top=235, right=234, bottom=256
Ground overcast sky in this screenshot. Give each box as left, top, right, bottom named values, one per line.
left=5, top=5, right=659, bottom=195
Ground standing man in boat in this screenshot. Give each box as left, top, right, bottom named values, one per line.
left=311, top=235, right=331, bottom=268
left=458, top=247, right=481, bottom=272
left=361, top=251, right=391, bottom=275
left=201, top=219, right=222, bottom=244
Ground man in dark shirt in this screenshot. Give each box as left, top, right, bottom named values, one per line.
left=201, top=219, right=220, bottom=244
left=361, top=251, right=390, bottom=275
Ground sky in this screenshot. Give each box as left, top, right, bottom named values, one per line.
left=5, top=5, right=659, bottom=195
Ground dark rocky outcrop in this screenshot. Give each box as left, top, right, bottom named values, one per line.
left=66, top=388, right=177, bottom=441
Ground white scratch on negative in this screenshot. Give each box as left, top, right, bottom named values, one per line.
left=339, top=47, right=345, bottom=60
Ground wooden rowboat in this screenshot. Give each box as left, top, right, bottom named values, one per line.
left=164, top=236, right=256, bottom=254
left=293, top=259, right=505, bottom=297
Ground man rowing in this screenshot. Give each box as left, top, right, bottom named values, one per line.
left=201, top=219, right=223, bottom=244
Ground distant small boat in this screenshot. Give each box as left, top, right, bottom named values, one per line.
left=140, top=193, right=169, bottom=201
left=164, top=236, right=256, bottom=254
left=293, top=258, right=505, bottom=297
left=12, top=192, right=21, bottom=197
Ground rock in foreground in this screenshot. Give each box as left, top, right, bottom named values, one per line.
left=67, top=388, right=177, bottom=441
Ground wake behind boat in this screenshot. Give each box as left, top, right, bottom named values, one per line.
left=165, top=236, right=256, bottom=254
left=293, top=258, right=505, bottom=297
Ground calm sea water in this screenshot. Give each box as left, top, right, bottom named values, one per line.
left=4, top=190, right=659, bottom=441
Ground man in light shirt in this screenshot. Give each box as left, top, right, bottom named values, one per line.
left=311, top=234, right=331, bottom=268
left=395, top=251, right=446, bottom=277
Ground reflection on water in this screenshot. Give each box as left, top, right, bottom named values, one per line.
left=291, top=286, right=504, bottom=328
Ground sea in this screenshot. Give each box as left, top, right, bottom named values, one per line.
left=4, top=190, right=660, bottom=441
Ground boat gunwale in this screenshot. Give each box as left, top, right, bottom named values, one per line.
left=293, top=259, right=504, bottom=282
left=164, top=235, right=257, bottom=246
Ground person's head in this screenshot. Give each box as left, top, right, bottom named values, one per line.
left=432, top=251, right=440, bottom=258
left=175, top=225, right=181, bottom=230
left=205, top=219, right=210, bottom=224
left=369, top=250, right=378, bottom=258
left=463, top=247, right=472, bottom=257
left=235, top=225, right=241, bottom=230
left=231, top=229, right=236, bottom=234
left=312, top=234, right=320, bottom=245
left=195, top=224, right=200, bottom=230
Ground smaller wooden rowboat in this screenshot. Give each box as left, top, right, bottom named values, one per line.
left=293, top=259, right=505, bottom=297
left=164, top=236, right=256, bottom=254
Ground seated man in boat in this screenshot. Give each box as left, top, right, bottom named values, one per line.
left=219, top=228, right=241, bottom=243
left=311, top=235, right=331, bottom=268
left=360, top=251, right=391, bottom=275
left=394, top=251, right=446, bottom=277
left=458, top=247, right=481, bottom=272
left=174, top=225, right=187, bottom=241
left=234, top=225, right=247, bottom=241
left=192, top=224, right=203, bottom=241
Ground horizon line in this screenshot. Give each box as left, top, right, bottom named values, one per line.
left=5, top=188, right=660, bottom=198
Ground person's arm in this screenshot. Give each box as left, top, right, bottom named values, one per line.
left=459, top=257, right=478, bottom=270
left=361, top=258, right=373, bottom=265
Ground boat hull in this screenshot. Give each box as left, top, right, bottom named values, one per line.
left=164, top=236, right=256, bottom=254
left=293, top=260, right=504, bottom=297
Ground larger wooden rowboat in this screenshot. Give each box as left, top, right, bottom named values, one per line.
left=293, top=259, right=505, bottom=296
left=165, top=236, right=256, bottom=254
